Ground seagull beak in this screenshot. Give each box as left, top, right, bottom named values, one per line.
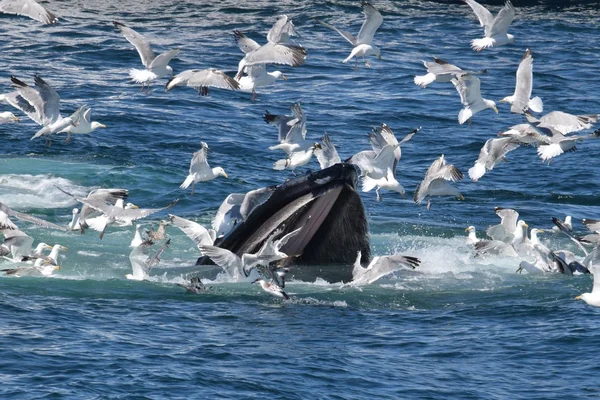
left=55, top=265, right=60, bottom=270
left=499, top=99, right=507, bottom=103
left=493, top=105, right=499, bottom=114
left=99, top=124, right=107, bottom=128
left=13, top=116, right=19, bottom=122
left=281, top=75, right=287, bottom=80
left=465, top=227, right=469, bottom=232
left=60, top=246, right=68, bottom=251
left=537, top=229, right=545, bottom=234
left=575, top=295, right=582, bottom=300
left=222, top=172, right=229, bottom=178
left=132, top=205, right=140, bottom=209
left=45, top=245, right=53, bottom=250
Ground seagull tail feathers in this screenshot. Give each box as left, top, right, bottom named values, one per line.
left=129, top=69, right=156, bottom=84
left=414, top=73, right=436, bottom=88
left=458, top=108, right=473, bottom=125
left=273, top=159, right=288, bottom=170
left=468, top=162, right=486, bottom=182
left=180, top=175, right=194, bottom=190
left=471, top=38, right=494, bottom=52
left=361, top=176, right=378, bottom=193
left=31, top=126, right=51, bottom=140
left=528, top=97, right=544, bottom=113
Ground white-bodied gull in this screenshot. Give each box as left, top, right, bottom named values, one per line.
left=500, top=49, right=543, bottom=114
left=464, top=0, right=516, bottom=51
left=180, top=142, right=228, bottom=196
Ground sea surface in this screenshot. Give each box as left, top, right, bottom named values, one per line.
left=2, top=0, right=600, bottom=398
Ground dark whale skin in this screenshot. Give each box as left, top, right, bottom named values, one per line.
left=196, top=163, right=370, bottom=283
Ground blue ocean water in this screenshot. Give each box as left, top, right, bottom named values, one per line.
left=2, top=0, right=600, bottom=397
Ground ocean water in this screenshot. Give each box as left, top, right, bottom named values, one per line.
left=2, top=0, right=600, bottom=398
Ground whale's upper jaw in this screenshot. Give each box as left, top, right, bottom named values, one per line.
left=197, top=163, right=370, bottom=280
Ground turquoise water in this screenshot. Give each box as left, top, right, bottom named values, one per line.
left=2, top=1, right=600, bottom=398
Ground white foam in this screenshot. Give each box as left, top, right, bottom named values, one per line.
left=0, top=174, right=90, bottom=209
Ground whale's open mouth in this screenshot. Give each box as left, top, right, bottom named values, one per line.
left=196, top=163, right=370, bottom=282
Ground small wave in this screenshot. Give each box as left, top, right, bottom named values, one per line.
left=0, top=174, right=90, bottom=209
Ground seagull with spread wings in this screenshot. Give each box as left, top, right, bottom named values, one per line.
left=452, top=73, right=498, bottom=125
left=113, top=21, right=180, bottom=91
left=500, top=49, right=543, bottom=114
left=414, top=155, right=464, bottom=210
left=464, top=0, right=516, bottom=52
left=180, top=142, right=228, bottom=196
left=314, top=2, right=383, bottom=70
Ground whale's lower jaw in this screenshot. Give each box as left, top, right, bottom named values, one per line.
left=196, top=163, right=370, bottom=283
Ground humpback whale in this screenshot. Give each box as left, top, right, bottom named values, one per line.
left=197, top=163, right=370, bottom=283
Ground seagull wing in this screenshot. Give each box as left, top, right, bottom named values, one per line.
left=267, top=15, right=298, bottom=43
left=189, top=142, right=212, bottom=176
left=180, top=69, right=239, bottom=91
left=356, top=2, right=383, bottom=45
left=113, top=200, right=178, bottom=223
left=538, top=111, right=598, bottom=135
left=427, top=58, right=464, bottom=75
left=464, top=0, right=494, bottom=30
left=149, top=48, right=179, bottom=70
left=264, top=111, right=295, bottom=142
left=169, top=214, right=214, bottom=249
left=0, top=0, right=57, bottom=24
left=313, top=17, right=356, bottom=45
left=233, top=30, right=261, bottom=53
left=198, top=245, right=243, bottom=277
left=113, top=21, right=156, bottom=67
left=511, top=49, right=533, bottom=114
left=488, top=1, right=516, bottom=37
left=0, top=202, right=66, bottom=231
left=453, top=74, right=483, bottom=108
left=242, top=42, right=307, bottom=67
left=315, top=133, right=341, bottom=169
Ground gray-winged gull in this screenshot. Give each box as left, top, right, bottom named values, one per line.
left=350, top=250, right=420, bottom=286
left=113, top=21, right=180, bottom=91
left=314, top=2, right=382, bottom=70
left=464, top=0, right=516, bottom=51
left=180, top=142, right=228, bottom=195
left=452, top=73, right=498, bottom=124
left=314, top=133, right=341, bottom=169
left=468, top=137, right=520, bottom=181
left=414, top=155, right=463, bottom=210
left=414, top=57, right=486, bottom=88
left=500, top=48, right=543, bottom=114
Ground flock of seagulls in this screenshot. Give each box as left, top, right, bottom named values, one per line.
left=1, top=0, right=600, bottom=305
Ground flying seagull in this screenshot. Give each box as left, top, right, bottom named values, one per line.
left=314, top=2, right=383, bottom=71
left=500, top=48, right=543, bottom=114
left=452, top=73, right=498, bottom=125
left=464, top=0, right=516, bottom=52
left=113, top=21, right=180, bottom=91
left=180, top=142, right=228, bottom=196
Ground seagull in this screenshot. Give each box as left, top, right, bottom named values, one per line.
left=1, top=258, right=59, bottom=277
left=234, top=17, right=307, bottom=82
left=486, top=207, right=519, bottom=243
left=348, top=125, right=419, bottom=200
left=468, top=137, right=520, bottom=181
left=168, top=214, right=215, bottom=253
left=359, top=144, right=405, bottom=201
left=199, top=229, right=300, bottom=282
left=165, top=68, right=240, bottom=96
left=452, top=73, right=498, bottom=125
left=125, top=239, right=153, bottom=281
left=465, top=226, right=480, bottom=245
left=464, top=0, right=516, bottom=52
left=58, top=106, right=106, bottom=143
left=0, top=111, right=19, bottom=123
left=9, top=75, right=85, bottom=145
left=177, top=276, right=211, bottom=294
left=146, top=220, right=169, bottom=241
left=130, top=224, right=145, bottom=248
left=0, top=0, right=57, bottom=24
left=75, top=197, right=177, bottom=239
left=552, top=216, right=572, bottom=233
left=212, top=193, right=245, bottom=238
left=497, top=123, right=546, bottom=146
left=0, top=201, right=66, bottom=231
left=350, top=250, right=420, bottom=286
left=113, top=21, right=180, bottom=91
left=526, top=111, right=599, bottom=135
left=55, top=187, right=129, bottom=234
left=575, top=264, right=600, bottom=307
left=314, top=133, right=341, bottom=169
left=180, top=142, right=228, bottom=196
left=233, top=30, right=288, bottom=101
left=500, top=48, right=543, bottom=114
left=314, top=2, right=383, bottom=71
left=414, top=57, right=486, bottom=88
left=265, top=102, right=309, bottom=154
left=414, top=155, right=464, bottom=210
left=252, top=278, right=290, bottom=300
left=273, top=144, right=319, bottom=172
